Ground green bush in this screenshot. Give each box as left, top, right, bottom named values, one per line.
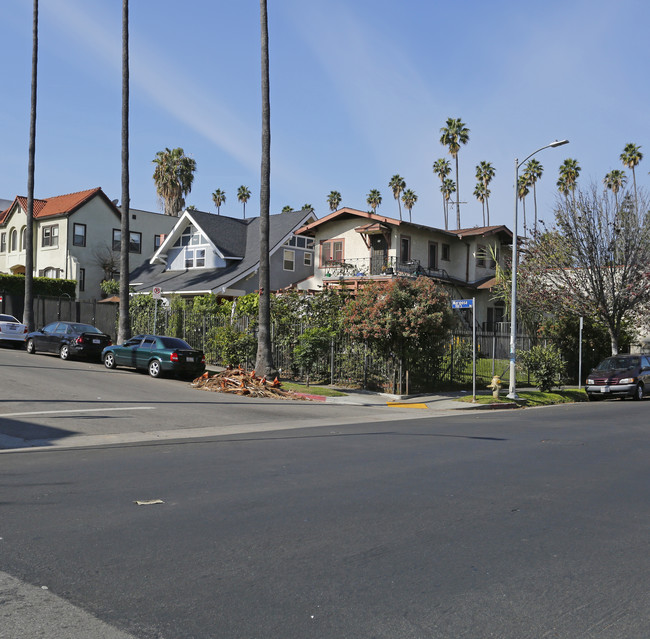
left=293, top=327, right=333, bottom=386
left=208, top=324, right=257, bottom=368
left=0, top=273, right=76, bottom=298
left=517, top=343, right=566, bottom=392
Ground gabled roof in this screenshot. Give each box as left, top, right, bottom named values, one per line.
left=296, top=207, right=512, bottom=240
left=131, top=208, right=316, bottom=295
left=0, top=188, right=119, bottom=225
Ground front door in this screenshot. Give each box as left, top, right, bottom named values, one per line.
left=370, top=235, right=388, bottom=275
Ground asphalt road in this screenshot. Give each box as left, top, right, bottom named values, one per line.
left=1, top=347, right=649, bottom=638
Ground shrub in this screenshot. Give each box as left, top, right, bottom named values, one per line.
left=517, top=343, right=566, bottom=391
left=293, top=327, right=333, bottom=386
left=209, top=324, right=256, bottom=368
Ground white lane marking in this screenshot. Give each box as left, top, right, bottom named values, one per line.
left=0, top=407, right=155, bottom=418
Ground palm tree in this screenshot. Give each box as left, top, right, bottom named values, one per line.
left=475, top=161, right=495, bottom=226
left=327, top=190, right=342, bottom=212
left=366, top=189, right=382, bottom=213
left=401, top=189, right=417, bottom=223
left=255, top=0, right=274, bottom=377
left=620, top=143, right=643, bottom=207
left=433, top=158, right=451, bottom=229
left=473, top=181, right=487, bottom=226
left=212, top=188, right=226, bottom=215
left=603, top=169, right=627, bottom=209
left=441, top=178, right=456, bottom=223
left=237, top=185, right=251, bottom=219
left=389, top=174, right=406, bottom=221
left=23, top=0, right=38, bottom=332
left=152, top=147, right=196, bottom=216
left=302, top=204, right=314, bottom=212
left=118, top=0, right=131, bottom=344
left=518, top=174, right=530, bottom=237
left=558, top=158, right=581, bottom=206
left=281, top=205, right=292, bottom=213
left=523, top=159, right=543, bottom=236
left=439, top=117, right=470, bottom=229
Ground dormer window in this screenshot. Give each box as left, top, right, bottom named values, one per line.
left=185, top=249, right=206, bottom=268
left=174, top=225, right=205, bottom=247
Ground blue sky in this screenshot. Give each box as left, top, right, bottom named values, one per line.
left=1, top=0, right=648, bottom=231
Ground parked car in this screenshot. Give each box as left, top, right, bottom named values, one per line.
left=25, top=321, right=112, bottom=361
left=585, top=354, right=650, bottom=401
left=102, top=334, right=206, bottom=379
left=0, top=314, right=28, bottom=347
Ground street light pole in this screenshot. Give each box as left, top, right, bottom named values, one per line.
left=507, top=139, right=569, bottom=399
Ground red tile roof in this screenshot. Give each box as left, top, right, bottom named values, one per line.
left=1, top=188, right=112, bottom=225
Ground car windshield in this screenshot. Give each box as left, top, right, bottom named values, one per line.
left=0, top=314, right=19, bottom=323
left=71, top=324, right=102, bottom=334
left=159, top=337, right=193, bottom=350
left=595, top=356, right=639, bottom=371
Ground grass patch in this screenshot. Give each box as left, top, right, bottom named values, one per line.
left=457, top=389, right=588, bottom=407
left=279, top=381, right=347, bottom=397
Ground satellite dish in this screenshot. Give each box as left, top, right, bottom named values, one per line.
left=111, top=199, right=119, bottom=205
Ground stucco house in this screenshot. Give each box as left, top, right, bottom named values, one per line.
left=129, top=208, right=316, bottom=298
left=294, top=207, right=513, bottom=330
left=0, top=187, right=176, bottom=300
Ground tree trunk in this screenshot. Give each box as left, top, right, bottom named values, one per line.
left=118, top=0, right=131, bottom=344
left=23, top=0, right=38, bottom=332
left=255, top=0, right=275, bottom=377
left=455, top=155, right=461, bottom=229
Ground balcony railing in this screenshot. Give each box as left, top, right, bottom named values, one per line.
left=321, top=256, right=450, bottom=280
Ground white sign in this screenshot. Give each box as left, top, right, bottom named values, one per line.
left=152, top=287, right=162, bottom=299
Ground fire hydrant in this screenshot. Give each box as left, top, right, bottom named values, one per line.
left=487, top=375, right=502, bottom=399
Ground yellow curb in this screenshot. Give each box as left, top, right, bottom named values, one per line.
left=386, top=402, right=428, bottom=409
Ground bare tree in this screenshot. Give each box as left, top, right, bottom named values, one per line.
left=520, top=185, right=650, bottom=354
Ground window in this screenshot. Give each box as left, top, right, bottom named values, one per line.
left=428, top=242, right=438, bottom=270
left=304, top=252, right=312, bottom=267
left=129, top=232, right=142, bottom=254
left=79, top=268, right=85, bottom=292
left=1, top=232, right=6, bottom=253
left=10, top=229, right=18, bottom=252
left=20, top=227, right=26, bottom=251
left=73, top=223, right=86, bottom=247
left=185, top=248, right=206, bottom=269
left=41, top=267, right=61, bottom=278
left=283, top=249, right=295, bottom=271
left=154, top=234, right=163, bottom=251
left=42, top=224, right=59, bottom=248
left=285, top=235, right=310, bottom=249
left=173, top=224, right=205, bottom=248
left=476, top=244, right=486, bottom=268
left=321, top=239, right=344, bottom=266
left=113, top=229, right=142, bottom=253
left=441, top=243, right=450, bottom=261
left=400, top=236, right=411, bottom=263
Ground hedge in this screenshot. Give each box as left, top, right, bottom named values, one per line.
left=0, top=273, right=76, bottom=298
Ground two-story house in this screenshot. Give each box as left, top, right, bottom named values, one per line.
left=129, top=207, right=316, bottom=298
left=0, top=187, right=177, bottom=300
left=294, top=207, right=513, bottom=330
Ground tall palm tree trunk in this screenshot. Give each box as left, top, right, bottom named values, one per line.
left=118, top=0, right=131, bottom=344
left=256, top=0, right=274, bottom=376
left=485, top=196, right=490, bottom=226
left=532, top=184, right=538, bottom=236
left=454, top=155, right=461, bottom=229
left=631, top=167, right=638, bottom=210
left=23, top=0, right=38, bottom=332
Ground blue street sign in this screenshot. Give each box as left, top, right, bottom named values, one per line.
left=452, top=299, right=473, bottom=309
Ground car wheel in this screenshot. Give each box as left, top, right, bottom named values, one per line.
left=148, top=359, right=162, bottom=378
left=103, top=352, right=117, bottom=369
left=586, top=393, right=599, bottom=402
left=633, top=383, right=644, bottom=401
left=59, top=344, right=70, bottom=360
left=26, top=339, right=36, bottom=354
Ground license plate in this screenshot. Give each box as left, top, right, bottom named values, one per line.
left=186, top=356, right=194, bottom=362
left=93, top=339, right=100, bottom=344
left=601, top=386, right=609, bottom=393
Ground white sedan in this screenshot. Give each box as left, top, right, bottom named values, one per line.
left=0, top=313, right=28, bottom=346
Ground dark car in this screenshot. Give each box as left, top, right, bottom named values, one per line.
left=101, top=334, right=206, bottom=379
left=26, top=321, right=112, bottom=361
left=585, top=354, right=650, bottom=401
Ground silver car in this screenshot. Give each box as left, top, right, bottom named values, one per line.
left=0, top=313, right=28, bottom=346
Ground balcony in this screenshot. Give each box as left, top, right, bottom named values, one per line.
left=321, top=256, right=450, bottom=281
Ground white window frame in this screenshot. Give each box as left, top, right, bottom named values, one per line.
left=283, top=249, right=295, bottom=271
left=42, top=224, right=59, bottom=248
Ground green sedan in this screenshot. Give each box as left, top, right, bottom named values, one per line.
left=102, top=334, right=206, bottom=379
